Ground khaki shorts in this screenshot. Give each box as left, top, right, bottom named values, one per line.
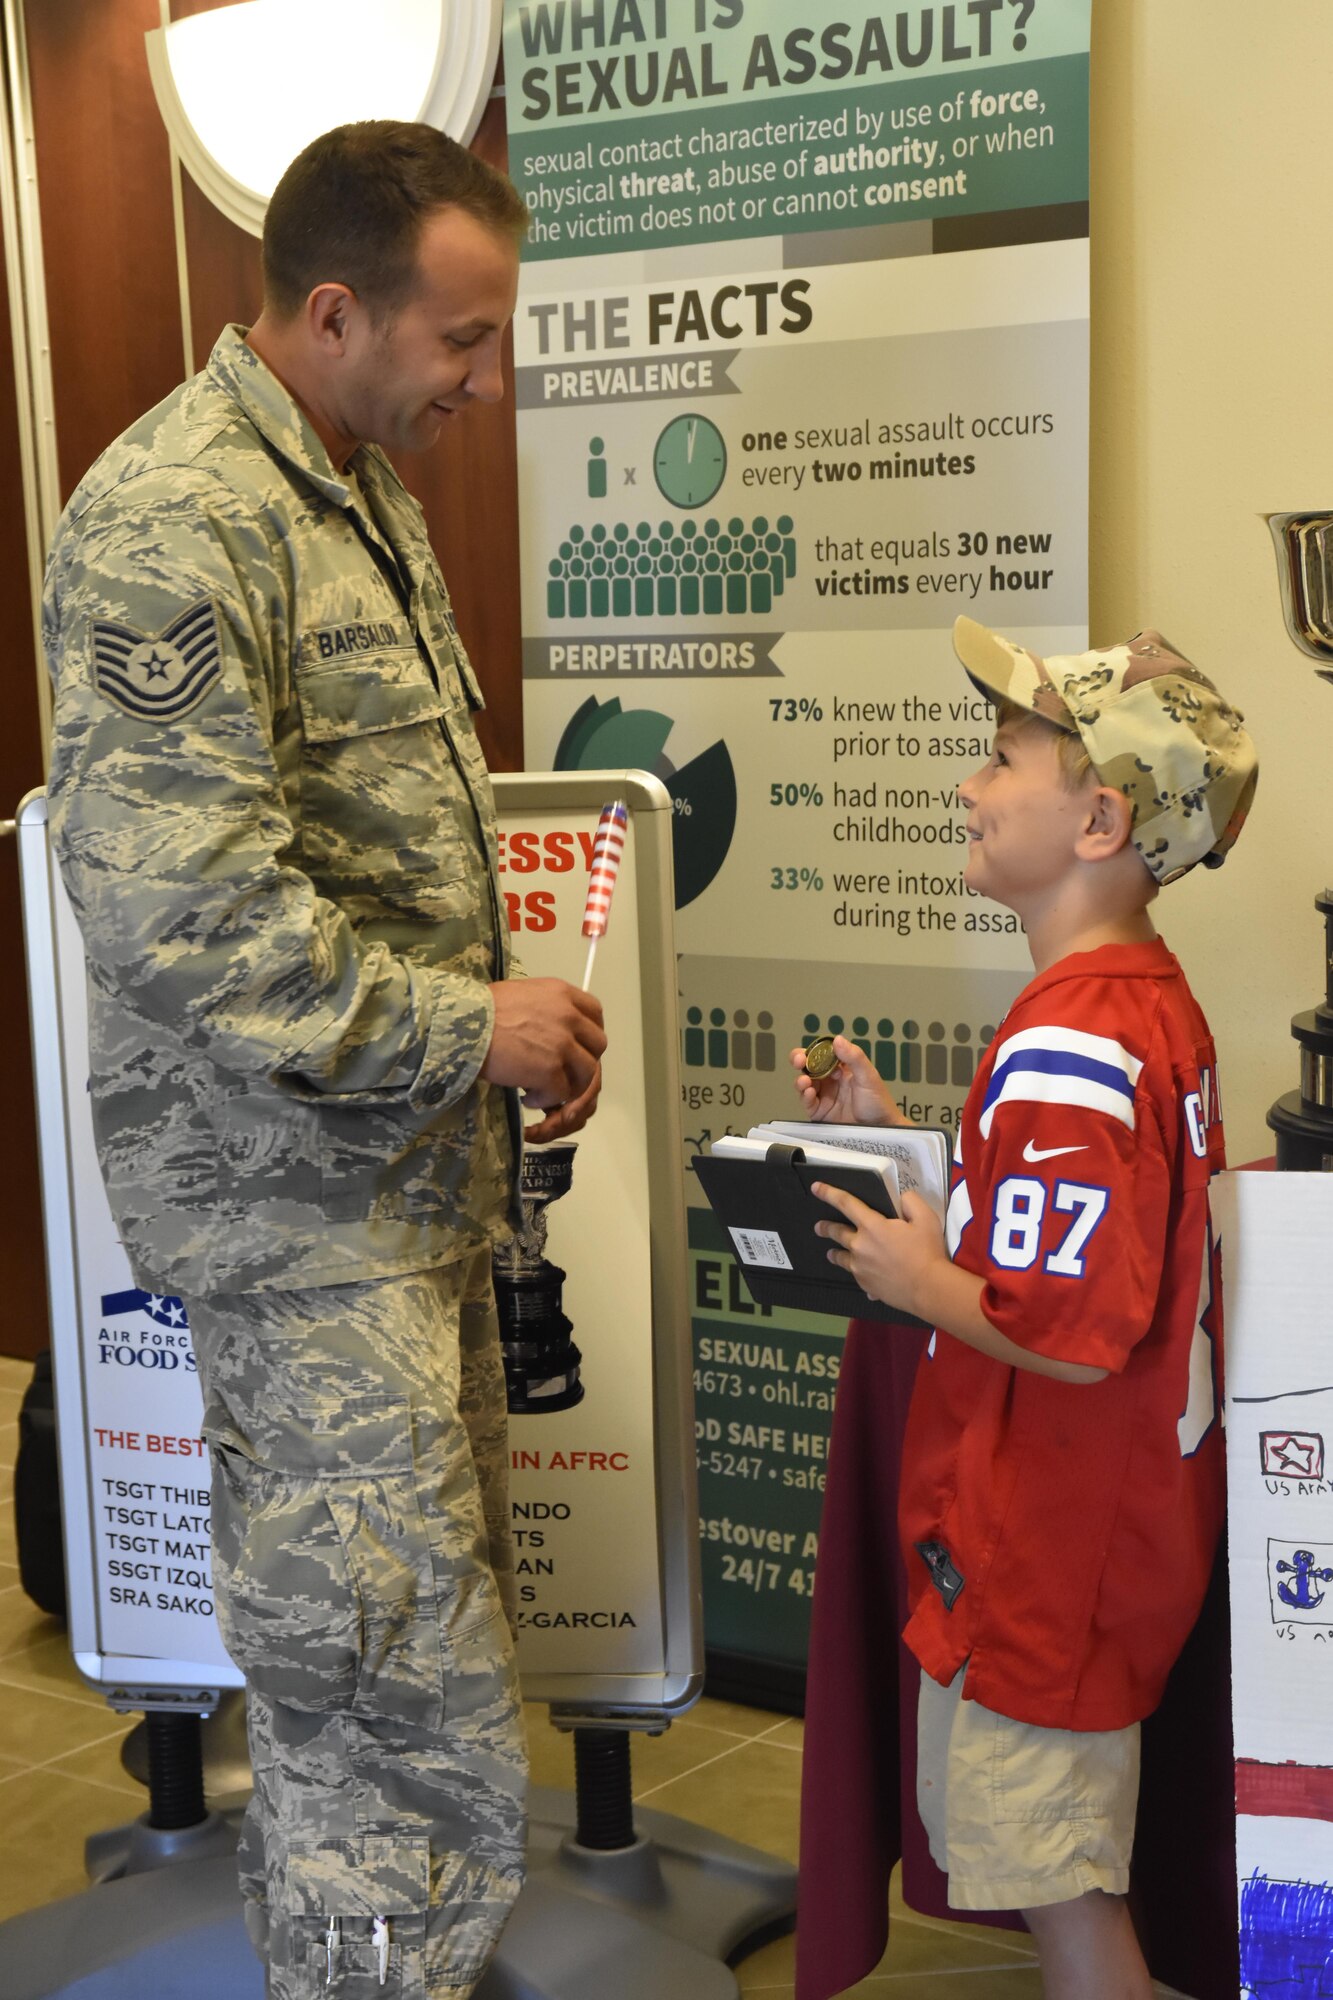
left=916, top=1667, right=1139, bottom=1911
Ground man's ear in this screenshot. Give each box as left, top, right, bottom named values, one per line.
left=305, top=282, right=358, bottom=353
left=1078, top=784, right=1135, bottom=862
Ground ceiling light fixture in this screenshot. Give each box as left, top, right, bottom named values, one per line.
left=146, top=0, right=500, bottom=237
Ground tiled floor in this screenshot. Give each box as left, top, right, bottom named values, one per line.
left=0, top=1353, right=1184, bottom=1994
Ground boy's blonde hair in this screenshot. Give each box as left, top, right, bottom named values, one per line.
left=994, top=698, right=1094, bottom=791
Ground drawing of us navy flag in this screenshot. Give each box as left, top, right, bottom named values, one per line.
left=91, top=597, right=222, bottom=721
left=1269, top=1541, right=1333, bottom=1624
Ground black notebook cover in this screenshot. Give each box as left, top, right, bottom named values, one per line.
left=691, top=1144, right=927, bottom=1327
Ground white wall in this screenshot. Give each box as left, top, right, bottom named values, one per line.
left=1089, top=1, right=1333, bottom=1160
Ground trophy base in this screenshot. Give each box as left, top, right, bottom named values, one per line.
left=1268, top=1089, right=1333, bottom=1172
left=495, top=1264, right=585, bottom=1417
left=498, top=1310, right=586, bottom=1414
left=1291, top=1007, right=1333, bottom=1110
left=507, top=1378, right=586, bottom=1417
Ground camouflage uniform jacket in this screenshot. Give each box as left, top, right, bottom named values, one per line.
left=44, top=325, right=521, bottom=1298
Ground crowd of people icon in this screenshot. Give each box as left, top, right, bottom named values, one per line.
left=547, top=516, right=797, bottom=620
left=683, top=1007, right=778, bottom=1072
left=805, top=1013, right=999, bottom=1088
left=681, top=1009, right=997, bottom=1086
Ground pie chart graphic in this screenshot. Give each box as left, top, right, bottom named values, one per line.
left=554, top=697, right=737, bottom=909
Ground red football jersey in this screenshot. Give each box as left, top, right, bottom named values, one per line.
left=899, top=938, right=1225, bottom=1730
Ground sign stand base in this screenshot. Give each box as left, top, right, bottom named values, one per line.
left=0, top=1790, right=795, bottom=1999
left=526, top=1782, right=796, bottom=1971
left=84, top=1807, right=239, bottom=1887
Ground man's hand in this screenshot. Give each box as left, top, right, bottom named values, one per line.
left=791, top=1033, right=906, bottom=1127
left=483, top=979, right=607, bottom=1139
left=518, top=1062, right=602, bottom=1145
left=812, top=1183, right=946, bottom=1314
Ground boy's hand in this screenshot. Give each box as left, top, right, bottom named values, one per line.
left=790, top=1034, right=905, bottom=1126
left=812, top=1184, right=947, bottom=1314
left=814, top=1183, right=1106, bottom=1382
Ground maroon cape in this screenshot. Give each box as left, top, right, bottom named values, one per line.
left=795, top=1315, right=1238, bottom=2000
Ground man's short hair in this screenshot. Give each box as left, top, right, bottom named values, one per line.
left=262, top=120, right=529, bottom=323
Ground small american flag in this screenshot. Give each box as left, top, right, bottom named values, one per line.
left=582, top=801, right=628, bottom=940
left=580, top=800, right=628, bottom=991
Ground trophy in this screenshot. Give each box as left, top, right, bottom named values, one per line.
left=493, top=1141, right=585, bottom=1412
left=1265, top=512, right=1333, bottom=1169
left=493, top=798, right=624, bottom=1411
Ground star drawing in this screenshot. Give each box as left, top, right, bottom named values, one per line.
left=1269, top=1434, right=1319, bottom=1476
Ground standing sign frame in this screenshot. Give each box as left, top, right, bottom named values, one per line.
left=505, top=0, right=1093, bottom=1692
left=17, top=768, right=700, bottom=1721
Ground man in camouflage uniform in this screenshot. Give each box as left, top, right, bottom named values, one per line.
left=43, top=123, right=606, bottom=1997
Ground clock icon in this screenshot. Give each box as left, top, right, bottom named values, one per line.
left=654, top=413, right=726, bottom=509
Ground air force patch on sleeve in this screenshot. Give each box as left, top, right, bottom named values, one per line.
left=91, top=598, right=223, bottom=721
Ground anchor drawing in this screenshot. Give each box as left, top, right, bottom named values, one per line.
left=1275, top=1548, right=1333, bottom=1611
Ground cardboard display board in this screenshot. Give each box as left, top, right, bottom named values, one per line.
left=1215, top=1170, right=1333, bottom=1986
left=17, top=770, right=699, bottom=1717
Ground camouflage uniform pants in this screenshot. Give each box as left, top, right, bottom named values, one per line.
left=185, top=1252, right=526, bottom=1998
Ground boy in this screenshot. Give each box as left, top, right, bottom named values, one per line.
left=796, top=616, right=1256, bottom=1999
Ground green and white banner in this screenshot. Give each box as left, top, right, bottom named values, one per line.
left=505, top=0, right=1091, bottom=1679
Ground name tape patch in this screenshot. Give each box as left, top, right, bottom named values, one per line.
left=301, top=619, right=412, bottom=665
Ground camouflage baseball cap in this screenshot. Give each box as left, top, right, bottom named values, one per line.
left=952, top=615, right=1258, bottom=885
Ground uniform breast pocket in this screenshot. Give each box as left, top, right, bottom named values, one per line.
left=295, top=651, right=471, bottom=919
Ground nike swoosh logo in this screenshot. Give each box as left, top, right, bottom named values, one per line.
left=1022, top=1141, right=1088, bottom=1164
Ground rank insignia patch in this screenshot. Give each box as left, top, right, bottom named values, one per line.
left=91, top=598, right=223, bottom=721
